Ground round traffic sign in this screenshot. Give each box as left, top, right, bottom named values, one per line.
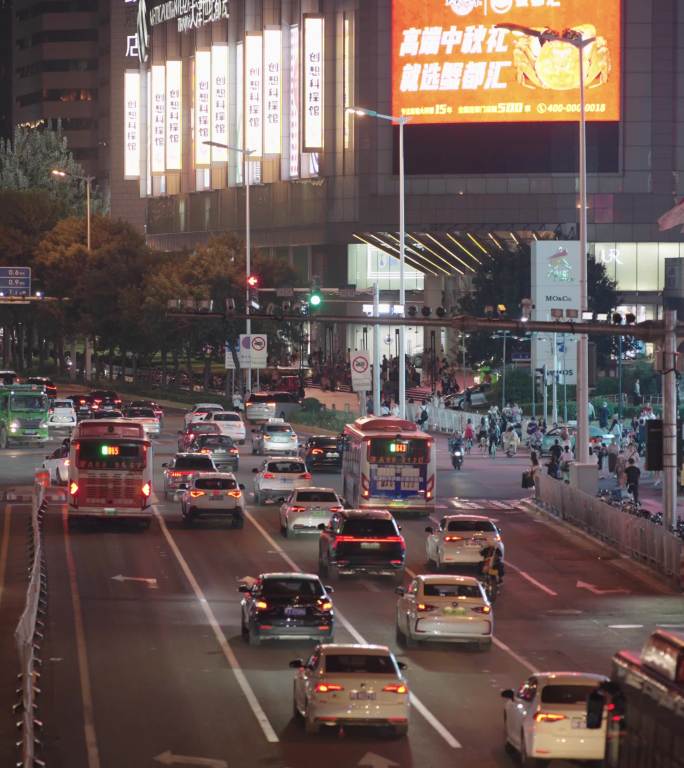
left=352, top=354, right=369, bottom=374
left=252, top=336, right=266, bottom=352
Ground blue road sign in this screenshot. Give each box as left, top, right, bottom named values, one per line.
left=0, top=267, right=31, bottom=296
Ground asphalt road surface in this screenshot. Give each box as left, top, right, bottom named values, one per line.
left=0, top=405, right=680, bottom=768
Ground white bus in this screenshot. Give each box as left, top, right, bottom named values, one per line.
left=342, top=417, right=436, bottom=517
left=68, top=419, right=153, bottom=528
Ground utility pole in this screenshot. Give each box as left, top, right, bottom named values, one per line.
left=543, top=364, right=549, bottom=427
left=663, top=309, right=678, bottom=530
left=552, top=333, right=558, bottom=424
left=373, top=282, right=381, bottom=416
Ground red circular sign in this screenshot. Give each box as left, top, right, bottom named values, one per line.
left=352, top=355, right=369, bottom=374
left=252, top=336, right=266, bottom=352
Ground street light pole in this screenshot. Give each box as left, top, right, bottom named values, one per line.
left=204, top=141, right=255, bottom=393
left=348, top=107, right=409, bottom=418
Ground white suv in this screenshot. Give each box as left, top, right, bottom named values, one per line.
left=47, top=399, right=77, bottom=433
left=253, top=418, right=299, bottom=456
left=253, top=458, right=312, bottom=504
left=180, top=472, right=245, bottom=528
left=205, top=410, right=246, bottom=443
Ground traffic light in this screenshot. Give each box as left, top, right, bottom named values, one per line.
left=307, top=281, right=323, bottom=310
left=247, top=275, right=260, bottom=311
left=247, top=275, right=259, bottom=289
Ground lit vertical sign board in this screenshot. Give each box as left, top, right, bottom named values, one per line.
left=124, top=71, right=140, bottom=179
left=263, top=28, right=282, bottom=155
left=211, top=44, right=228, bottom=162
left=289, top=25, right=300, bottom=178
left=195, top=49, right=211, bottom=167
left=151, top=64, right=166, bottom=174
left=236, top=40, right=243, bottom=183
left=165, top=60, right=182, bottom=171
left=303, top=14, right=324, bottom=152
left=245, top=33, right=263, bottom=159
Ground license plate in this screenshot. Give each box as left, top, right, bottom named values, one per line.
left=350, top=691, right=375, bottom=700
left=285, top=607, right=306, bottom=617
left=104, top=508, right=117, bottom=516
left=312, top=509, right=329, bottom=517
left=326, top=452, right=339, bottom=458
left=279, top=478, right=293, bottom=484
left=572, top=718, right=585, bottom=729
left=24, top=430, right=37, bottom=435
left=211, top=492, right=223, bottom=499
left=444, top=605, right=466, bottom=615
left=467, top=540, right=483, bottom=547
left=360, top=542, right=380, bottom=550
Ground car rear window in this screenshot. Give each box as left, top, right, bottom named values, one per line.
left=191, top=423, right=219, bottom=434
left=124, top=408, right=155, bottom=418
left=423, top=583, right=482, bottom=598
left=540, top=685, right=597, bottom=705
left=266, top=461, right=305, bottom=473
left=340, top=518, right=398, bottom=537
left=324, top=654, right=397, bottom=675
left=248, top=394, right=274, bottom=403
left=446, top=520, right=496, bottom=533
left=213, top=413, right=241, bottom=422
left=266, top=425, right=292, bottom=433
left=174, top=456, right=215, bottom=470
left=309, top=438, right=338, bottom=447
left=53, top=401, right=73, bottom=409
left=195, top=477, right=237, bottom=490
left=295, top=491, right=338, bottom=502
left=197, top=436, right=235, bottom=448
left=260, top=578, right=323, bottom=598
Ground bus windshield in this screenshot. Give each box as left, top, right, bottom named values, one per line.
left=10, top=394, right=47, bottom=411
left=368, top=437, right=429, bottom=464
left=76, top=440, right=147, bottom=471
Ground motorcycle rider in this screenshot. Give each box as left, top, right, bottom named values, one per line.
left=448, top=430, right=464, bottom=468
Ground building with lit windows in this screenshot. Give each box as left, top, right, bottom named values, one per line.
left=125, top=0, right=683, bottom=360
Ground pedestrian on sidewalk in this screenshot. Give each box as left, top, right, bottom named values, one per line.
left=560, top=445, right=574, bottom=483
left=549, top=439, right=562, bottom=465
left=528, top=451, right=541, bottom=491
left=596, top=443, right=607, bottom=479
left=625, top=458, right=641, bottom=504
left=615, top=449, right=627, bottom=488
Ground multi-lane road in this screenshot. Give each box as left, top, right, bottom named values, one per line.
left=0, top=404, right=681, bottom=768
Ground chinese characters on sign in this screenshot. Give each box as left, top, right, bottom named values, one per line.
left=165, top=60, right=182, bottom=170
left=151, top=64, right=166, bottom=173
left=263, top=28, right=282, bottom=155
left=392, top=0, right=621, bottom=124
left=148, top=0, right=230, bottom=34
left=245, top=33, right=263, bottom=158
left=211, top=44, right=229, bottom=162
left=195, top=49, right=211, bottom=167
left=289, top=25, right=300, bottom=178
left=303, top=15, right=324, bottom=152
left=124, top=71, right=141, bottom=179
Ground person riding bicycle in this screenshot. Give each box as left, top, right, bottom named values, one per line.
left=480, top=545, right=505, bottom=585
left=463, top=420, right=475, bottom=452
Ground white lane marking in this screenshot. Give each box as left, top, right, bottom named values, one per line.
left=492, top=637, right=538, bottom=674
left=505, top=562, right=558, bottom=597
left=243, top=509, right=462, bottom=750
left=658, top=623, right=684, bottom=628
left=154, top=508, right=279, bottom=744
left=111, top=574, right=158, bottom=588
left=576, top=580, right=630, bottom=596
left=608, top=624, right=644, bottom=629
left=0, top=504, right=11, bottom=609
left=153, top=750, right=227, bottom=767
left=62, top=509, right=102, bottom=768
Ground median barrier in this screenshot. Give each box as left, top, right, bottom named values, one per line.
left=535, top=473, right=683, bottom=588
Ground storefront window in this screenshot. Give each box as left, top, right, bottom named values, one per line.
left=347, top=243, right=424, bottom=291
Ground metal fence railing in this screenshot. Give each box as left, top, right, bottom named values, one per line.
left=536, top=473, right=683, bottom=587
left=14, top=477, right=48, bottom=767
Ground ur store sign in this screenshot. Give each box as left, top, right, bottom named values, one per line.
left=392, top=0, right=621, bottom=124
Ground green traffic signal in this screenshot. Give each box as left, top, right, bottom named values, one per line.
left=309, top=291, right=322, bottom=307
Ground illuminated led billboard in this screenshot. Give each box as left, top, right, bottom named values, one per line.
left=195, top=49, right=211, bottom=167
left=303, top=15, right=324, bottom=151
left=263, top=28, right=282, bottom=155
left=245, top=33, right=263, bottom=158
left=124, top=71, right=140, bottom=179
left=392, top=0, right=621, bottom=124
left=211, top=44, right=229, bottom=162
left=165, top=60, right=182, bottom=171
left=151, top=64, right=166, bottom=173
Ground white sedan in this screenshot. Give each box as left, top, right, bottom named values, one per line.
left=425, top=514, right=503, bottom=569
left=47, top=399, right=77, bottom=433
left=253, top=458, right=312, bottom=504
left=291, top=644, right=410, bottom=737
left=204, top=410, right=246, bottom=444
left=279, top=487, right=344, bottom=537
left=42, top=445, right=70, bottom=485
left=501, top=672, right=609, bottom=764
left=395, top=575, right=492, bottom=649
left=183, top=403, right=224, bottom=428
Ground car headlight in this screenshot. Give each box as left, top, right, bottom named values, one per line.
left=39, top=421, right=48, bottom=428
left=9, top=421, right=19, bottom=431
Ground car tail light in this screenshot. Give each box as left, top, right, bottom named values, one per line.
left=329, top=506, right=344, bottom=512
left=230, top=448, right=239, bottom=454
left=91, top=403, right=99, bottom=410
left=390, top=559, right=404, bottom=565
left=69, top=481, right=78, bottom=496
left=361, top=489, right=369, bottom=498
left=268, top=402, right=276, bottom=407
left=416, top=603, right=436, bottom=612
left=471, top=605, right=491, bottom=614
left=262, top=472, right=274, bottom=479
left=426, top=490, right=433, bottom=500
left=189, top=490, right=205, bottom=498
left=200, top=448, right=211, bottom=454
left=65, top=459, right=70, bottom=467
left=534, top=712, right=566, bottom=723
left=317, top=599, right=333, bottom=611
left=311, top=448, right=324, bottom=455
left=255, top=600, right=268, bottom=610
left=290, top=506, right=306, bottom=512
left=299, top=472, right=312, bottom=480
left=228, top=490, right=242, bottom=499
left=314, top=683, right=344, bottom=693
left=444, top=535, right=464, bottom=542
left=142, top=482, right=151, bottom=498
left=382, top=683, right=408, bottom=694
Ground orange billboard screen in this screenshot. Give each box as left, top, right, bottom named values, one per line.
left=392, top=0, right=621, bottom=124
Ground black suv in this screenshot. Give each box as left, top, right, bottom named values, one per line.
left=239, top=573, right=334, bottom=646
left=301, top=435, right=343, bottom=470
left=318, top=510, right=406, bottom=583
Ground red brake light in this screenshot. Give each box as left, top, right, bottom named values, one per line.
left=300, top=472, right=312, bottom=480
left=228, top=490, right=242, bottom=499
left=311, top=448, right=324, bottom=455
left=382, top=683, right=408, bottom=694
left=317, top=599, right=333, bottom=611
left=416, top=603, right=436, bottom=612
left=471, top=605, right=491, bottom=614
left=262, top=472, right=274, bottom=479
left=189, top=490, right=205, bottom=498
left=329, top=506, right=344, bottom=512
left=255, top=600, right=268, bottom=610
left=141, top=482, right=151, bottom=498
left=229, top=448, right=239, bottom=454
left=444, top=535, right=463, bottom=542
left=69, top=481, right=78, bottom=496
left=534, top=712, right=566, bottom=723
left=290, top=506, right=306, bottom=512
left=314, top=682, right=344, bottom=693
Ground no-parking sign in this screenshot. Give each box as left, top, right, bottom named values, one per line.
left=350, top=351, right=371, bottom=392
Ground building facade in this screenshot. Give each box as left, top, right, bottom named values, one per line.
left=129, top=0, right=683, bottom=359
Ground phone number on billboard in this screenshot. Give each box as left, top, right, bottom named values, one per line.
left=537, top=103, right=607, bottom=115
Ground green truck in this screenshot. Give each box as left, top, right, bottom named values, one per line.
left=0, top=384, right=50, bottom=448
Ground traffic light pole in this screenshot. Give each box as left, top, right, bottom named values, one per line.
left=245, top=156, right=252, bottom=394
left=373, top=283, right=381, bottom=416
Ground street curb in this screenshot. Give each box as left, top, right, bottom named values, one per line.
left=518, top=497, right=680, bottom=593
